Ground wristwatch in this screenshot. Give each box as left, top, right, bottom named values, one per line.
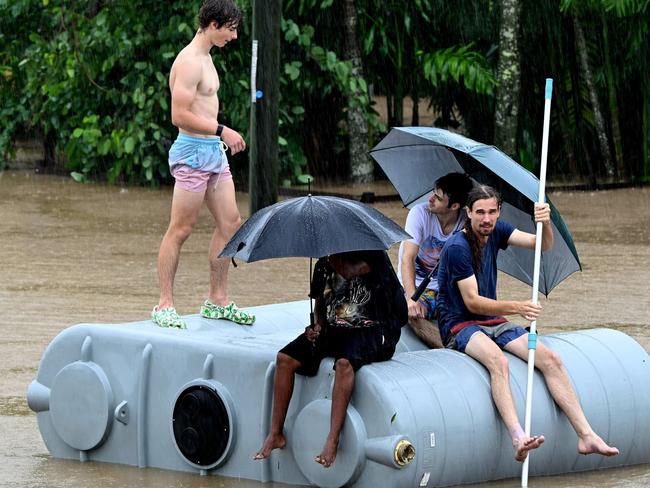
left=216, top=124, right=224, bottom=137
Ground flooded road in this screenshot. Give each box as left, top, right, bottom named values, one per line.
left=1, top=170, right=649, bottom=487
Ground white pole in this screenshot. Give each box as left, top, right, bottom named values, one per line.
left=251, top=40, right=259, bottom=104
left=521, top=78, right=553, bottom=487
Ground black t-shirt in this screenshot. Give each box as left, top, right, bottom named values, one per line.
left=309, top=251, right=407, bottom=333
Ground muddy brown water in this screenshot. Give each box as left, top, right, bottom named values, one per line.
left=1, top=170, right=649, bottom=487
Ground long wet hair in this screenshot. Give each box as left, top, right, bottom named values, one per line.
left=463, top=185, right=502, bottom=275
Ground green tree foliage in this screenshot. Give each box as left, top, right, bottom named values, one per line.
left=520, top=0, right=649, bottom=182
left=278, top=0, right=387, bottom=179
left=1, top=1, right=210, bottom=182
left=0, top=0, right=382, bottom=184
left=1, top=0, right=648, bottom=184
left=420, top=44, right=497, bottom=96
left=279, top=13, right=382, bottom=179
left=357, top=1, right=499, bottom=139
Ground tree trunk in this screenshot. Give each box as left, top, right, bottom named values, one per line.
left=568, top=21, right=597, bottom=187
left=493, top=0, right=521, bottom=158
left=343, top=0, right=372, bottom=184
left=411, top=94, right=420, bottom=126
left=303, top=92, right=345, bottom=177
left=386, top=95, right=393, bottom=127
left=43, top=130, right=57, bottom=169
left=249, top=0, right=282, bottom=213
left=639, top=26, right=650, bottom=181
left=390, top=14, right=405, bottom=128
left=641, top=72, right=650, bottom=181
left=573, top=14, right=614, bottom=177
left=553, top=18, right=578, bottom=175
left=602, top=15, right=624, bottom=178
left=393, top=57, right=404, bottom=126
left=547, top=22, right=577, bottom=175
left=387, top=93, right=403, bottom=128
left=411, top=5, right=420, bottom=128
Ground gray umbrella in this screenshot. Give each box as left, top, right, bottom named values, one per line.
left=220, top=195, right=410, bottom=262
left=220, top=195, right=410, bottom=326
left=370, top=127, right=581, bottom=295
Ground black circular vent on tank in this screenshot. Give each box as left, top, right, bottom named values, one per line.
left=172, top=384, right=230, bottom=466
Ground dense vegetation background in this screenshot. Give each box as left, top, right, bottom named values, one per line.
left=1, top=0, right=648, bottom=187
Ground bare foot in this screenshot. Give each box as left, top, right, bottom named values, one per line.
left=578, top=432, right=619, bottom=456
left=514, top=435, right=545, bottom=462
left=254, top=432, right=286, bottom=460
left=315, top=437, right=339, bottom=468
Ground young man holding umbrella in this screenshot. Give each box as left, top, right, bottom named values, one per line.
left=437, top=184, right=619, bottom=462
left=254, top=250, right=407, bottom=468
left=399, top=172, right=473, bottom=348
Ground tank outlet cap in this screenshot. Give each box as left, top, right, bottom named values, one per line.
left=27, top=380, right=51, bottom=413
left=365, top=435, right=416, bottom=468
left=394, top=439, right=416, bottom=466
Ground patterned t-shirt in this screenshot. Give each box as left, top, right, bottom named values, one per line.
left=310, top=251, right=407, bottom=330
left=398, top=203, right=466, bottom=292
left=322, top=273, right=375, bottom=328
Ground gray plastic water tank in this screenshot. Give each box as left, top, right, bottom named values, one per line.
left=27, top=300, right=650, bottom=487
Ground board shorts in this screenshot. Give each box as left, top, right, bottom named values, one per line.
left=280, top=324, right=399, bottom=376
left=169, top=134, right=232, bottom=192
left=418, top=289, right=438, bottom=320
left=445, top=319, right=528, bottom=353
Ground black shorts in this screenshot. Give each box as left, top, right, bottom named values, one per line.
left=279, top=324, right=399, bottom=376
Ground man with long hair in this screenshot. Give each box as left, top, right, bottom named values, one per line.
left=437, top=185, right=619, bottom=462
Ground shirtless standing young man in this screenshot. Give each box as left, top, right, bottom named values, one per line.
left=151, top=0, right=255, bottom=329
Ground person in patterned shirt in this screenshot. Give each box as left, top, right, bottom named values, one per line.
left=255, top=250, right=407, bottom=468
left=398, top=172, right=473, bottom=348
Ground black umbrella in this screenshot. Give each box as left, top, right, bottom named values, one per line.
left=220, top=195, right=410, bottom=323
left=370, top=127, right=581, bottom=296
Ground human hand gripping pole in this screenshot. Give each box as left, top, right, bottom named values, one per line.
left=521, top=78, right=553, bottom=487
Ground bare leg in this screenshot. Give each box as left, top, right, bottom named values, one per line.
left=408, top=318, right=443, bottom=349
left=254, top=353, right=301, bottom=459
left=157, top=186, right=205, bottom=308
left=505, top=336, right=619, bottom=457
left=465, top=332, right=544, bottom=462
left=204, top=179, right=241, bottom=306
left=315, top=358, right=355, bottom=468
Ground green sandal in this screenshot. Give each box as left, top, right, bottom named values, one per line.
left=151, top=306, right=187, bottom=329
left=200, top=300, right=256, bottom=326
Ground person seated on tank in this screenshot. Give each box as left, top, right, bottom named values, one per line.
left=436, top=184, right=619, bottom=462
left=398, top=171, right=473, bottom=348
left=254, top=250, right=407, bottom=468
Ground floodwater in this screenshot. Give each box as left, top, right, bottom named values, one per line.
left=1, top=169, right=649, bottom=487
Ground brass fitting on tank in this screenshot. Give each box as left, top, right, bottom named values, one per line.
left=394, top=439, right=416, bottom=466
